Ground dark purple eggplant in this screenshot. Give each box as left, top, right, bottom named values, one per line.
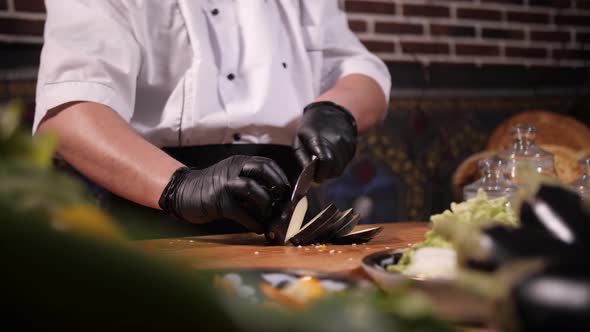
left=332, top=213, right=361, bottom=238
left=330, top=226, right=383, bottom=244
left=311, top=208, right=353, bottom=243
left=465, top=225, right=578, bottom=272
left=289, top=204, right=340, bottom=246
left=265, top=197, right=309, bottom=245
left=520, top=184, right=590, bottom=247
left=500, top=260, right=590, bottom=332
left=266, top=198, right=380, bottom=246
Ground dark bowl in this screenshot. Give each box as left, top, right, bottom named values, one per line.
left=361, top=249, right=492, bottom=325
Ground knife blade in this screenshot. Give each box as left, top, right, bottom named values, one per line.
left=290, top=155, right=318, bottom=202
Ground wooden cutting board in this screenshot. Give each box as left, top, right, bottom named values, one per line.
left=136, top=222, right=428, bottom=275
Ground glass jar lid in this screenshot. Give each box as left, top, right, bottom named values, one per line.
left=568, top=156, right=590, bottom=198
left=463, top=156, right=517, bottom=201
left=496, top=124, right=557, bottom=182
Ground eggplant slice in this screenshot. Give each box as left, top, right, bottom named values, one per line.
left=332, top=213, right=361, bottom=238
left=265, top=197, right=309, bottom=245
left=289, top=204, right=340, bottom=246
left=266, top=199, right=382, bottom=245
left=310, top=208, right=354, bottom=243
left=330, top=226, right=383, bottom=244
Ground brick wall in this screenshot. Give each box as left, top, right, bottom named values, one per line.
left=1, top=0, right=589, bottom=66
left=0, top=0, right=588, bottom=89
left=346, top=0, right=590, bottom=67
left=0, top=0, right=44, bottom=44
left=1, top=0, right=588, bottom=222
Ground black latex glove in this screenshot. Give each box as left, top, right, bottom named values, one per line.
left=294, top=101, right=357, bottom=182
left=158, top=156, right=290, bottom=234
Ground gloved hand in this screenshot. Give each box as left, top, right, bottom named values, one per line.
left=294, top=101, right=358, bottom=182
left=158, top=156, right=290, bottom=234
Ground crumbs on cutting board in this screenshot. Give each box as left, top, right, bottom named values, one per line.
left=314, top=244, right=327, bottom=251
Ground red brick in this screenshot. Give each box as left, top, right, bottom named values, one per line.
left=361, top=40, right=395, bottom=53
left=505, top=46, right=547, bottom=58
left=0, top=18, right=44, bottom=36
left=14, top=0, right=46, bottom=12
left=507, top=11, right=550, bottom=24
left=456, top=44, right=501, bottom=56
left=481, top=0, right=524, bottom=4
left=529, top=0, right=572, bottom=8
left=431, top=24, right=476, bottom=37
left=345, top=1, right=395, bottom=14
left=555, top=14, right=590, bottom=27
left=457, top=8, right=502, bottom=21
left=577, top=32, right=590, bottom=43
left=554, top=48, right=590, bottom=60
left=375, top=22, right=423, bottom=35
left=0, top=0, right=7, bottom=10
left=401, top=42, right=450, bottom=55
left=482, top=28, right=525, bottom=40
left=403, top=4, right=450, bottom=18
left=531, top=30, right=571, bottom=43
left=348, top=19, right=367, bottom=33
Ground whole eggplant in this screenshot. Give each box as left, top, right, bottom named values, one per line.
left=462, top=184, right=590, bottom=271
left=519, top=184, right=590, bottom=246
left=499, top=260, right=590, bottom=332
left=465, top=225, right=579, bottom=272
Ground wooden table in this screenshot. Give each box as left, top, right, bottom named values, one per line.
left=138, top=222, right=428, bottom=275
left=138, top=222, right=492, bottom=331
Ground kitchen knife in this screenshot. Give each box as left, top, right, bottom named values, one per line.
left=264, top=156, right=317, bottom=245
left=291, top=155, right=318, bottom=202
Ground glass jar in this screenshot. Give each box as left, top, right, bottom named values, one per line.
left=496, top=124, right=557, bottom=184
left=463, top=157, right=517, bottom=202
left=568, top=156, right=590, bottom=199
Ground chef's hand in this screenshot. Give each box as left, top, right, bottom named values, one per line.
left=158, top=156, right=290, bottom=234
left=294, top=101, right=358, bottom=182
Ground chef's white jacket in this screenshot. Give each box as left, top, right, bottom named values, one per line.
left=34, top=0, right=391, bottom=147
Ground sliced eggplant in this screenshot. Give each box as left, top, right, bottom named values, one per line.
left=265, top=197, right=308, bottom=245
left=266, top=200, right=381, bottom=246
left=331, top=226, right=383, bottom=244
left=313, top=209, right=354, bottom=243
left=332, top=213, right=361, bottom=238
left=289, top=204, right=340, bottom=246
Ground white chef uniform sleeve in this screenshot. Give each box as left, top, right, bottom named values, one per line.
left=315, top=2, right=391, bottom=107
left=33, top=0, right=141, bottom=133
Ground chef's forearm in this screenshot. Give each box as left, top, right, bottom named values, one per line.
left=36, top=102, right=183, bottom=209
left=314, top=74, right=387, bottom=134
